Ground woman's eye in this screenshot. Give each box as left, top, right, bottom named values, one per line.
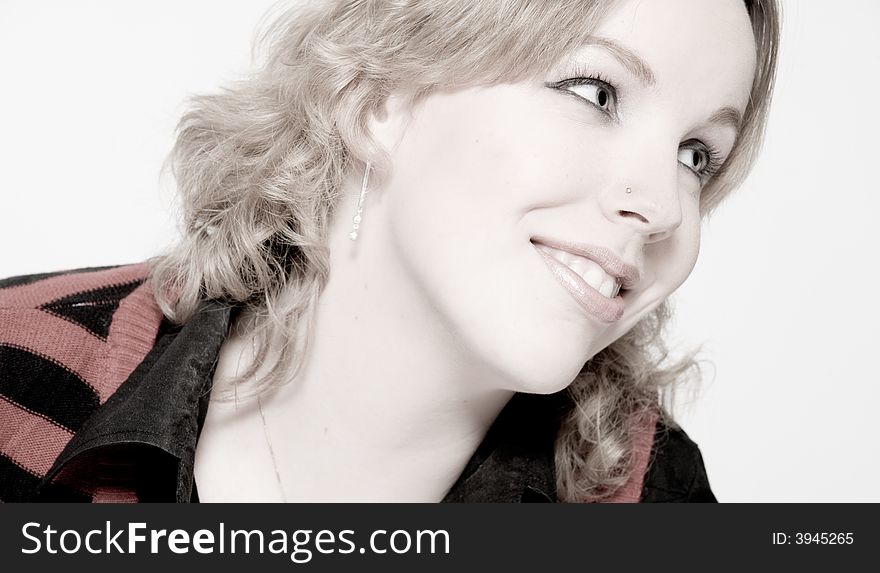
left=678, top=147, right=709, bottom=174
left=552, top=77, right=618, bottom=116
left=567, top=82, right=613, bottom=111
left=677, top=142, right=722, bottom=182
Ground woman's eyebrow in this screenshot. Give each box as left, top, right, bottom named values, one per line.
left=582, top=37, right=744, bottom=134
left=708, top=106, right=743, bottom=132
left=583, top=36, right=657, bottom=87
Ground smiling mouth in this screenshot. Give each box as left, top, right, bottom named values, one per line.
left=531, top=240, right=630, bottom=323
left=537, top=244, right=623, bottom=298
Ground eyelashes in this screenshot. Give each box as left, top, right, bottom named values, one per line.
left=550, top=73, right=620, bottom=118
left=546, top=73, right=725, bottom=184
left=679, top=140, right=724, bottom=182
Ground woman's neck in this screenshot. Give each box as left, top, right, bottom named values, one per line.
left=212, top=227, right=514, bottom=501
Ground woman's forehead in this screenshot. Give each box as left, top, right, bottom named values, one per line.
left=588, top=0, right=757, bottom=106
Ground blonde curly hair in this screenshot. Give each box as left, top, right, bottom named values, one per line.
left=150, top=0, right=780, bottom=502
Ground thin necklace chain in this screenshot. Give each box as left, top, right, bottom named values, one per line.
left=257, top=395, right=289, bottom=503
left=246, top=334, right=289, bottom=503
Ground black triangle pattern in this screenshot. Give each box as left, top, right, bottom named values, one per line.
left=0, top=344, right=99, bottom=432
left=39, top=280, right=144, bottom=340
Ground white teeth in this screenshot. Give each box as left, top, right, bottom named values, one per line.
left=611, top=282, right=621, bottom=298
left=542, top=245, right=621, bottom=299
left=598, top=276, right=615, bottom=298
left=553, top=251, right=577, bottom=268
left=583, top=265, right=605, bottom=292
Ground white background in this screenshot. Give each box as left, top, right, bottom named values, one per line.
left=1, top=1, right=877, bottom=501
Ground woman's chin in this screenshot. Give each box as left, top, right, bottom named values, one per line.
left=491, top=348, right=592, bottom=396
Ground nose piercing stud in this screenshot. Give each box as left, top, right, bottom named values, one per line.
left=625, top=187, right=632, bottom=194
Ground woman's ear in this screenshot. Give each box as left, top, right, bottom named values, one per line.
left=366, top=92, right=413, bottom=156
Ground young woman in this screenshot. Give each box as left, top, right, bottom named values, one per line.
left=0, top=0, right=778, bottom=502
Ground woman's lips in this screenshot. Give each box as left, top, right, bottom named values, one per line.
left=533, top=242, right=626, bottom=323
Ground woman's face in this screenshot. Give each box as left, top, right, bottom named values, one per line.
left=366, top=0, right=757, bottom=393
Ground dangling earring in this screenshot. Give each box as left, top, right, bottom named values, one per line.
left=349, top=161, right=371, bottom=241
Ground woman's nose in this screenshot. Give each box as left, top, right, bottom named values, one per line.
left=599, top=149, right=684, bottom=244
